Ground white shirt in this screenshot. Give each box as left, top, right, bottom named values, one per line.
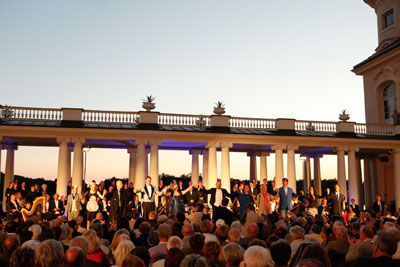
left=215, top=188, right=223, bottom=207
left=284, top=186, right=288, bottom=195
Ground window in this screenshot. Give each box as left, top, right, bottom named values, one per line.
left=383, top=9, right=395, bottom=29
left=383, top=82, right=397, bottom=122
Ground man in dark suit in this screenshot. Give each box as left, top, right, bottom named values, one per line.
left=110, top=180, right=129, bottom=222
left=206, top=179, right=232, bottom=209
left=196, top=180, right=207, bottom=204
left=350, top=198, right=360, bottom=218
left=372, top=195, right=386, bottom=216
left=6, top=194, right=20, bottom=220
left=328, top=184, right=345, bottom=215
left=49, top=193, right=64, bottom=218
left=135, top=176, right=163, bottom=220
left=185, top=185, right=198, bottom=209
left=213, top=198, right=233, bottom=226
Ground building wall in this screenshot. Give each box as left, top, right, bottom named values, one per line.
left=375, top=0, right=400, bottom=45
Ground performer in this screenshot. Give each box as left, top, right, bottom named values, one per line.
left=127, top=195, right=142, bottom=218
left=328, top=184, right=345, bottom=215
left=185, top=183, right=198, bottom=210
left=66, top=185, right=83, bottom=221
left=256, top=184, right=278, bottom=215
left=306, top=186, right=321, bottom=217
left=6, top=194, right=20, bottom=220
left=49, top=193, right=64, bottom=218
left=206, top=179, right=232, bottom=209
left=165, top=183, right=192, bottom=215
left=135, top=176, right=163, bottom=220
left=157, top=195, right=169, bottom=216
left=277, top=178, right=296, bottom=218
left=372, top=194, right=386, bottom=217
left=233, top=184, right=254, bottom=217
left=86, top=181, right=105, bottom=226
left=110, top=180, right=129, bottom=222
left=196, top=180, right=207, bottom=204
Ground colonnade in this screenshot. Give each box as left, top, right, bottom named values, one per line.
left=2, top=140, right=400, bottom=212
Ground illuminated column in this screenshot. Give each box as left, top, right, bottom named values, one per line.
left=145, top=149, right=149, bottom=178
left=303, top=156, right=311, bottom=194
left=135, top=139, right=147, bottom=189
left=207, top=142, right=218, bottom=188
left=128, top=148, right=136, bottom=185
left=336, top=146, right=348, bottom=196
left=356, top=158, right=364, bottom=206
left=202, top=150, right=209, bottom=188
left=67, top=145, right=73, bottom=180
left=363, top=158, right=372, bottom=210
left=259, top=152, right=269, bottom=181
left=369, top=159, right=378, bottom=202
left=313, top=155, right=322, bottom=195
left=374, top=157, right=385, bottom=197
left=272, top=144, right=286, bottom=188
left=56, top=137, right=70, bottom=197
left=71, top=138, right=85, bottom=188
left=190, top=150, right=200, bottom=185
left=2, top=144, right=17, bottom=211
left=393, top=149, right=400, bottom=210
left=221, top=142, right=232, bottom=192
left=287, top=145, right=298, bottom=193
left=348, top=147, right=360, bottom=203
left=248, top=152, right=257, bottom=181
left=150, top=140, right=161, bottom=188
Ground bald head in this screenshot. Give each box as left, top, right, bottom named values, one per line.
left=65, top=246, right=85, bottom=267
left=182, top=224, right=194, bottom=237
left=247, top=223, right=259, bottom=237
left=4, top=234, right=20, bottom=252
left=229, top=228, right=241, bottom=243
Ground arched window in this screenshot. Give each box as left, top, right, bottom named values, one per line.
left=383, top=82, right=397, bottom=124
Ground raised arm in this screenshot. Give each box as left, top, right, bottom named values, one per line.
left=181, top=185, right=192, bottom=196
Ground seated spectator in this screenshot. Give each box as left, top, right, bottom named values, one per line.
left=35, top=239, right=64, bottom=267
left=164, top=247, right=184, bottom=267
left=295, top=243, right=331, bottom=267
left=240, top=223, right=259, bottom=249
left=149, top=223, right=171, bottom=263
left=203, top=241, right=224, bottom=266
left=109, top=229, right=130, bottom=253
left=133, top=222, right=151, bottom=248
left=21, top=240, right=41, bottom=250
left=216, top=224, right=230, bottom=247
left=64, top=246, right=86, bottom=267
left=243, top=245, right=271, bottom=267
left=180, top=254, right=208, bottom=267
left=71, top=236, right=89, bottom=255
left=131, top=246, right=150, bottom=267
left=241, top=204, right=259, bottom=238
left=270, top=240, right=291, bottom=267
left=183, top=233, right=205, bottom=255
left=153, top=236, right=183, bottom=267
left=228, top=228, right=241, bottom=244
left=0, top=234, right=20, bottom=267
left=248, top=238, right=267, bottom=248
left=304, top=224, right=324, bottom=246
left=113, top=240, right=135, bottom=267
left=201, top=220, right=217, bottom=243
left=222, top=243, right=244, bottom=267
left=29, top=224, right=42, bottom=241
left=121, top=254, right=145, bottom=267
left=10, top=247, right=35, bottom=267
left=83, top=229, right=108, bottom=266
left=290, top=225, right=305, bottom=259
left=182, top=224, right=195, bottom=250
left=346, top=225, right=374, bottom=263
left=325, top=225, right=350, bottom=267
left=186, top=203, right=204, bottom=225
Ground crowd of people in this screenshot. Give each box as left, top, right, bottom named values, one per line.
left=1, top=175, right=400, bottom=267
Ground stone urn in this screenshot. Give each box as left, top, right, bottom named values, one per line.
left=142, top=102, right=155, bottom=112
left=339, top=113, right=350, bottom=122
left=213, top=107, right=225, bottom=115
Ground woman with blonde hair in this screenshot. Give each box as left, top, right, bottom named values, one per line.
left=83, top=229, right=107, bottom=266
left=113, top=240, right=135, bottom=267
left=109, top=228, right=130, bottom=253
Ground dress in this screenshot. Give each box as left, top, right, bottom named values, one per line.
left=171, top=194, right=184, bottom=215
left=86, top=192, right=99, bottom=221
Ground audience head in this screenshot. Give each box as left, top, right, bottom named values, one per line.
left=65, top=246, right=85, bottom=267
left=182, top=224, right=194, bottom=237
left=158, top=223, right=172, bottom=241
left=202, top=241, right=221, bottom=263
left=122, top=254, right=145, bottom=267
left=10, top=247, right=35, bottom=267
left=223, top=243, right=244, bottom=267
left=167, top=236, right=183, bottom=250
left=131, top=246, right=150, bottom=266
left=165, top=247, right=184, bottom=267
left=298, top=243, right=331, bottom=267
left=243, top=245, right=271, bottom=267
left=290, top=225, right=305, bottom=242
left=70, top=236, right=89, bottom=254
left=229, top=228, right=241, bottom=244
left=247, top=223, right=259, bottom=237
left=190, top=233, right=205, bottom=251
left=35, top=239, right=64, bottom=267
left=29, top=224, right=42, bottom=240
left=200, top=220, right=213, bottom=234
left=373, top=231, right=398, bottom=257
left=114, top=240, right=135, bottom=266
left=270, top=240, right=291, bottom=266
left=180, top=254, right=208, bottom=267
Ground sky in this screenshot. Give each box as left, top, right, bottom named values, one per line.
left=0, top=1, right=376, bottom=182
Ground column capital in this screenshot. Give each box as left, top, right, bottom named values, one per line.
left=271, top=144, right=287, bottom=151
left=247, top=152, right=257, bottom=157
left=205, top=142, right=218, bottom=148
left=310, top=154, right=323, bottom=159
left=259, top=152, right=270, bottom=157
left=287, top=145, right=299, bottom=151
left=134, top=138, right=148, bottom=146
left=71, top=137, right=85, bottom=145
left=3, top=144, right=18, bottom=151
left=220, top=142, right=233, bottom=148
left=334, top=146, right=348, bottom=152
left=149, top=139, right=162, bottom=147
left=127, top=147, right=137, bottom=154
left=189, top=150, right=201, bottom=155
left=348, top=147, right=360, bottom=152
left=56, top=137, right=70, bottom=145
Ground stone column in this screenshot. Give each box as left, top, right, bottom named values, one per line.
left=363, top=158, right=373, bottom=210
left=356, top=158, right=364, bottom=207
left=150, top=140, right=161, bottom=188
left=370, top=158, right=378, bottom=202
left=145, top=149, right=149, bottom=178
left=128, top=148, right=136, bottom=185
left=248, top=152, right=257, bottom=181
left=71, top=138, right=85, bottom=188
left=272, top=144, right=286, bottom=188
left=56, top=137, right=70, bottom=197
left=313, top=155, right=322, bottom=195
left=67, top=145, right=73, bottom=181
left=374, top=157, right=385, bottom=198
left=259, top=152, right=269, bottom=181
left=190, top=150, right=200, bottom=185
left=2, top=144, right=17, bottom=211
left=347, top=147, right=360, bottom=203
left=207, top=142, right=218, bottom=189
left=336, top=146, right=348, bottom=196
left=202, top=150, right=209, bottom=188
left=135, top=139, right=147, bottom=189
left=393, top=149, right=400, bottom=210
left=287, top=145, right=298, bottom=193
left=303, top=156, right=311, bottom=193
left=221, top=142, right=232, bottom=192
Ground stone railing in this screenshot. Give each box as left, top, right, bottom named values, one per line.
left=230, top=117, right=276, bottom=129
left=354, top=123, right=394, bottom=136
left=159, top=113, right=211, bottom=127
left=1, top=105, right=399, bottom=137
left=0, top=106, right=63, bottom=121
left=82, top=110, right=140, bottom=124
left=295, top=120, right=337, bottom=132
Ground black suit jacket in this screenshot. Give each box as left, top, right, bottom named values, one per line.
left=110, top=188, right=129, bottom=218
left=206, top=188, right=232, bottom=207
left=328, top=192, right=345, bottom=215
left=350, top=204, right=360, bottom=217
left=213, top=206, right=233, bottom=226
left=6, top=201, right=20, bottom=214
left=49, top=199, right=64, bottom=215
left=372, top=201, right=386, bottom=215
left=350, top=256, right=400, bottom=267
left=185, top=190, right=198, bottom=206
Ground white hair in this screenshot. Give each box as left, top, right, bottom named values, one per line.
left=28, top=224, right=42, bottom=241
left=167, top=236, right=183, bottom=250
left=114, top=240, right=135, bottom=266
left=383, top=221, right=396, bottom=231
left=290, top=226, right=305, bottom=240
left=276, top=220, right=287, bottom=230
left=231, top=221, right=242, bottom=231
left=21, top=240, right=41, bottom=250
left=243, top=245, right=270, bottom=267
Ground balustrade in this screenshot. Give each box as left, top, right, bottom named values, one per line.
left=295, top=120, right=337, bottom=133
left=230, top=117, right=276, bottom=129
left=82, top=110, right=139, bottom=124
left=354, top=123, right=394, bottom=136
left=1, top=106, right=62, bottom=121
left=158, top=113, right=211, bottom=127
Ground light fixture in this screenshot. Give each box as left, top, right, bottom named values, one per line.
left=299, top=154, right=307, bottom=160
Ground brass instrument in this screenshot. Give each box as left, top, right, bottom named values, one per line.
left=20, top=196, right=46, bottom=222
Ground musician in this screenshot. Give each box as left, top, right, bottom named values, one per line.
left=127, top=195, right=142, bottom=218
left=66, top=185, right=83, bottom=221
left=256, top=184, right=278, bottom=215
left=350, top=198, right=360, bottom=218
left=233, top=184, right=254, bottom=217
left=135, top=176, right=164, bottom=220
left=196, top=180, right=207, bottom=204
left=185, top=184, right=198, bottom=209
left=43, top=194, right=53, bottom=221
left=15, top=192, right=26, bottom=209
left=157, top=195, right=169, bottom=216
left=49, top=193, right=64, bottom=217
left=25, top=185, right=38, bottom=203
left=319, top=197, right=330, bottom=216
left=6, top=194, right=20, bottom=220
left=328, top=184, right=345, bottom=215
left=5, top=182, right=14, bottom=203
left=40, top=184, right=48, bottom=196
left=372, top=195, right=386, bottom=217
